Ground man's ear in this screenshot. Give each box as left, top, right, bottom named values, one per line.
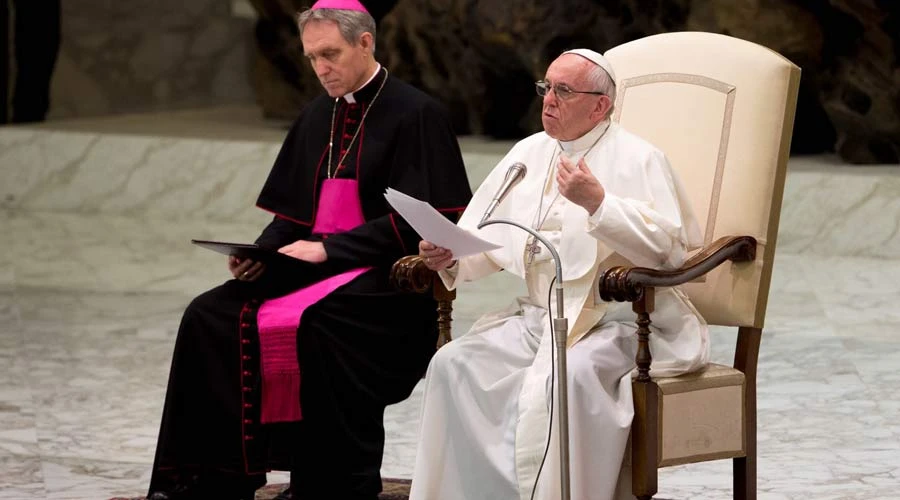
left=593, top=95, right=612, bottom=121
left=358, top=32, right=374, bottom=51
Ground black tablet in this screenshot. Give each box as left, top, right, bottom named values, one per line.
left=191, top=239, right=299, bottom=267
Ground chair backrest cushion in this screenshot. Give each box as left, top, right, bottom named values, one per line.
left=605, top=32, right=800, bottom=327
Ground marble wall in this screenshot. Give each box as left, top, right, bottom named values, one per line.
left=48, top=0, right=255, bottom=120
left=0, top=128, right=277, bottom=224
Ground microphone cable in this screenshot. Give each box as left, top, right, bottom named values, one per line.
left=529, top=275, right=558, bottom=500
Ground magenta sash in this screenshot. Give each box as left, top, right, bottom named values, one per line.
left=256, top=179, right=372, bottom=423
left=310, top=178, right=366, bottom=234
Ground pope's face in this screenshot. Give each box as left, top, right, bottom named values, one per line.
left=302, top=20, right=373, bottom=98
left=540, top=54, right=607, bottom=141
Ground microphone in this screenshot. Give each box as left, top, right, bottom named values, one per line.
left=480, top=162, right=527, bottom=225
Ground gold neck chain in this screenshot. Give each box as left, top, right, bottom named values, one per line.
left=327, top=68, right=389, bottom=178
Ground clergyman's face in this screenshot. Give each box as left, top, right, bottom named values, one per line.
left=301, top=19, right=373, bottom=98
left=540, top=54, right=605, bottom=141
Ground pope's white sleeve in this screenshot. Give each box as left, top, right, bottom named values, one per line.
left=437, top=253, right=503, bottom=290
left=587, top=151, right=693, bottom=269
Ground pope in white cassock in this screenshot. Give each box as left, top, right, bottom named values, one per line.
left=411, top=49, right=710, bottom=500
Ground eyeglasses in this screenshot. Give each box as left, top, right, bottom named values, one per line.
left=535, top=80, right=605, bottom=100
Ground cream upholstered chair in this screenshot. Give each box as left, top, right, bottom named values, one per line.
left=596, top=32, right=800, bottom=499
left=392, top=31, right=800, bottom=500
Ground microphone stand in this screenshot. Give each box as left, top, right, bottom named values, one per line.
left=476, top=218, right=570, bottom=500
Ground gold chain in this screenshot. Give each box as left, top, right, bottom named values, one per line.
left=327, top=67, right=389, bottom=178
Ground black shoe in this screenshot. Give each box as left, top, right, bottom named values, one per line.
left=146, top=477, right=202, bottom=500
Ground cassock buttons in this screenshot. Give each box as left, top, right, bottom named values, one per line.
left=243, top=403, right=252, bottom=408
left=242, top=355, right=251, bottom=360
left=242, top=339, right=251, bottom=344
left=242, top=387, right=252, bottom=392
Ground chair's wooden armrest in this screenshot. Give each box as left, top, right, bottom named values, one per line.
left=390, top=255, right=436, bottom=294
left=598, top=235, right=757, bottom=302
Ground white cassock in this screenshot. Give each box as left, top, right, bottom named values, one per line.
left=409, top=119, right=709, bottom=500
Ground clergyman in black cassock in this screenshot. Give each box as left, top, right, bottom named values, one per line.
left=146, top=4, right=472, bottom=500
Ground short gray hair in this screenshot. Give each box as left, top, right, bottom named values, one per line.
left=586, top=63, right=616, bottom=116
left=297, top=8, right=377, bottom=51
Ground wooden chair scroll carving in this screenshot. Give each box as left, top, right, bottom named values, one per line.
left=599, top=236, right=758, bottom=303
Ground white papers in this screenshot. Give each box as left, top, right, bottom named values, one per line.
left=384, top=188, right=501, bottom=258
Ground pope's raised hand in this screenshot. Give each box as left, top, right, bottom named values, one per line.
left=557, top=154, right=605, bottom=215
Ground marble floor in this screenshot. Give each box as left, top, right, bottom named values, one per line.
left=1, top=109, right=900, bottom=499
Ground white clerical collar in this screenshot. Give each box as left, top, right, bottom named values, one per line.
left=343, top=64, right=382, bottom=104
left=559, top=119, right=611, bottom=153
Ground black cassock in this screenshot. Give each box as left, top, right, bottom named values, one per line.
left=149, top=68, right=472, bottom=500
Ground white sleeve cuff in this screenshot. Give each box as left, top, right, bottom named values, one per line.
left=587, top=195, right=612, bottom=232
left=437, top=260, right=460, bottom=290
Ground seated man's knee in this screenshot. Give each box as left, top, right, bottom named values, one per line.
left=566, top=345, right=600, bottom=388
left=427, top=339, right=471, bottom=379
left=180, top=284, right=240, bottom=330
left=566, top=333, right=634, bottom=399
